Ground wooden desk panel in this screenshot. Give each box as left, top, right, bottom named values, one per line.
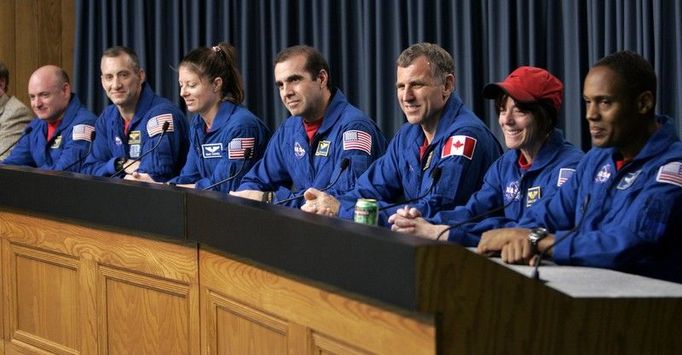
left=0, top=212, right=199, bottom=354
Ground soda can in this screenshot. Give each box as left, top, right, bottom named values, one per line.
left=354, top=198, right=378, bottom=225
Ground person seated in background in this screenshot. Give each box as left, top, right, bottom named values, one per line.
left=301, top=42, right=502, bottom=226
left=165, top=43, right=271, bottom=191
left=232, top=45, right=386, bottom=205
left=478, top=51, right=682, bottom=284
left=0, top=61, right=32, bottom=160
left=82, top=46, right=189, bottom=182
left=389, top=66, right=583, bottom=244
left=2, top=65, right=96, bottom=172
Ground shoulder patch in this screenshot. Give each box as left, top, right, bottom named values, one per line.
left=441, top=135, right=476, bottom=160
left=557, top=168, right=575, bottom=187
left=342, top=130, right=372, bottom=155
left=228, top=137, right=255, bottom=159
left=147, top=114, right=175, bottom=137
left=72, top=124, right=95, bottom=142
left=656, top=162, right=682, bottom=187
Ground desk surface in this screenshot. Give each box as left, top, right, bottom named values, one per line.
left=1, top=165, right=680, bottom=310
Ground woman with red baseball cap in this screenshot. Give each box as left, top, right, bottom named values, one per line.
left=389, top=66, right=584, bottom=245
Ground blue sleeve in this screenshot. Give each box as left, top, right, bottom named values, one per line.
left=168, top=133, right=203, bottom=185
left=553, top=175, right=682, bottom=271
left=82, top=116, right=118, bottom=176
left=42, top=117, right=97, bottom=172
left=1, top=123, right=37, bottom=166
left=325, top=122, right=387, bottom=198
left=195, top=123, right=271, bottom=192
left=137, top=110, right=189, bottom=182
left=238, top=127, right=294, bottom=196
left=338, top=135, right=405, bottom=221
left=431, top=163, right=507, bottom=246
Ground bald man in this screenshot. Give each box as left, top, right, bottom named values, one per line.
left=1, top=65, right=97, bottom=172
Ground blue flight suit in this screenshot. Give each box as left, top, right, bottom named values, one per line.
left=429, top=129, right=583, bottom=246
left=168, top=101, right=271, bottom=192
left=2, top=94, right=96, bottom=172
left=238, top=90, right=387, bottom=207
left=82, top=83, right=189, bottom=182
left=338, top=92, right=503, bottom=226
left=520, top=116, right=682, bottom=283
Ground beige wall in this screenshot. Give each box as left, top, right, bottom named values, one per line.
left=0, top=0, right=75, bottom=109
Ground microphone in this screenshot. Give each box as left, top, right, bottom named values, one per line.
left=112, top=121, right=170, bottom=177
left=378, top=167, right=443, bottom=211
left=530, top=193, right=591, bottom=281
left=435, top=174, right=527, bottom=241
left=274, top=158, right=351, bottom=205
left=63, top=131, right=96, bottom=172
left=202, top=148, right=253, bottom=191
left=0, top=126, right=33, bottom=158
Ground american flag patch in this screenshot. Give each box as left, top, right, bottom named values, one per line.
left=228, top=137, right=255, bottom=159
left=342, top=130, right=372, bottom=155
left=146, top=114, right=175, bottom=137
left=557, top=168, right=576, bottom=187
left=656, top=161, right=682, bottom=187
left=72, top=124, right=95, bottom=142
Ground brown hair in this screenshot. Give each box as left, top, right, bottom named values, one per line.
left=274, top=45, right=332, bottom=88
left=179, top=42, right=244, bottom=104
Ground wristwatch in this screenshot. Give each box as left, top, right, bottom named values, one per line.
left=528, top=227, right=549, bottom=254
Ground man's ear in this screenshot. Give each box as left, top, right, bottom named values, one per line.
left=636, top=91, right=654, bottom=115
left=442, top=74, right=455, bottom=98
left=317, top=69, right=329, bottom=88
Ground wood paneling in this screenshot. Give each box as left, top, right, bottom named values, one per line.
left=0, top=211, right=200, bottom=354
left=10, top=245, right=79, bottom=354
left=200, top=249, right=435, bottom=355
left=0, top=0, right=75, bottom=107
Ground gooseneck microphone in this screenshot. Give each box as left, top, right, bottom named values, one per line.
left=531, top=194, right=591, bottom=281
left=63, top=131, right=96, bottom=171
left=273, top=158, right=351, bottom=206
left=202, top=148, right=253, bottom=191
left=112, top=121, right=170, bottom=177
left=435, top=174, right=527, bottom=241
left=378, top=167, right=443, bottom=211
left=0, top=126, right=33, bottom=158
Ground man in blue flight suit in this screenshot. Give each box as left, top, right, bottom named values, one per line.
left=2, top=65, right=97, bottom=171
left=388, top=66, right=584, bottom=244
left=302, top=43, right=502, bottom=226
left=232, top=45, right=386, bottom=206
left=82, top=46, right=189, bottom=182
left=478, top=51, right=682, bottom=283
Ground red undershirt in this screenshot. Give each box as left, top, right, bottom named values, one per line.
left=517, top=154, right=532, bottom=170
left=418, top=138, right=429, bottom=161
left=46, top=119, right=62, bottom=141
left=122, top=118, right=132, bottom=135
left=615, top=158, right=631, bottom=171
left=303, top=119, right=323, bottom=143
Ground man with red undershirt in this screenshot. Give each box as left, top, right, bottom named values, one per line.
left=2, top=65, right=97, bottom=172
left=301, top=43, right=502, bottom=226
left=232, top=45, right=386, bottom=206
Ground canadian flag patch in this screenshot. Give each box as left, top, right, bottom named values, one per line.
left=441, top=135, right=477, bottom=160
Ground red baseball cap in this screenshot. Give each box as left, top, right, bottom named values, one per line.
left=482, top=66, right=564, bottom=111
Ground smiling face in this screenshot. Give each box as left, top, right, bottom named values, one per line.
left=274, top=54, right=328, bottom=122
left=100, top=54, right=145, bottom=111
left=178, top=65, right=222, bottom=119
left=498, top=96, right=543, bottom=152
left=583, top=66, right=641, bottom=150
left=395, top=56, right=453, bottom=130
left=28, top=66, right=71, bottom=122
